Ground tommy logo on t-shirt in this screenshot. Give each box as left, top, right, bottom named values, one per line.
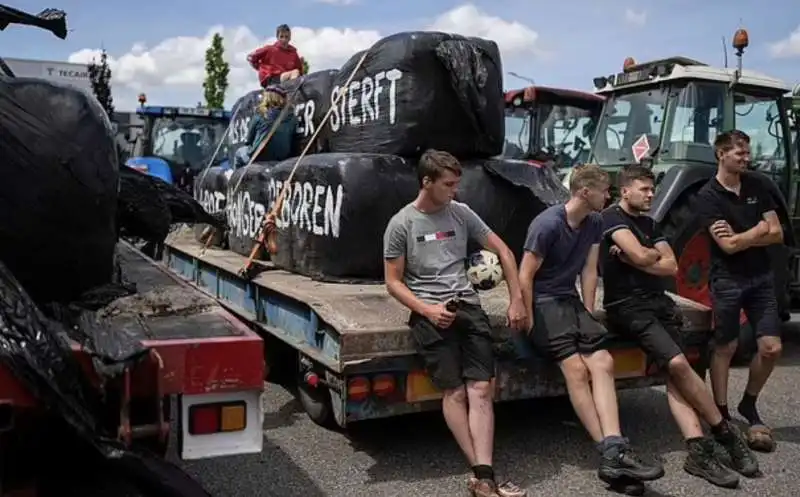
left=416, top=230, right=456, bottom=243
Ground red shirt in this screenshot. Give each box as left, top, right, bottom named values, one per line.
left=248, top=41, right=303, bottom=85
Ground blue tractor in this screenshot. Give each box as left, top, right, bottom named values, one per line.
left=125, top=101, right=232, bottom=192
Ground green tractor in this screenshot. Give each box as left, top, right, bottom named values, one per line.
left=566, top=29, right=799, bottom=326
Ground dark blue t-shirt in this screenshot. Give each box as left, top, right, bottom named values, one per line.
left=524, top=204, right=603, bottom=301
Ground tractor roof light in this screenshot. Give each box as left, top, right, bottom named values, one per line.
left=732, top=28, right=749, bottom=54
left=623, top=57, right=636, bottom=72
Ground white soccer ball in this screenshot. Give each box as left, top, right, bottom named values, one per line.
left=466, top=250, right=504, bottom=290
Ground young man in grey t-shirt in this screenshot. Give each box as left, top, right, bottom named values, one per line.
left=518, top=164, right=663, bottom=493
left=383, top=149, right=527, bottom=497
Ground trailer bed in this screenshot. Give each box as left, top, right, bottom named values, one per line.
left=114, top=242, right=248, bottom=341
left=164, top=229, right=712, bottom=370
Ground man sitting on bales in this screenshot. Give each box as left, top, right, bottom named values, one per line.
left=247, top=24, right=304, bottom=88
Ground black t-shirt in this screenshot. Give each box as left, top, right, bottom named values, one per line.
left=601, top=205, right=667, bottom=306
left=694, top=175, right=777, bottom=279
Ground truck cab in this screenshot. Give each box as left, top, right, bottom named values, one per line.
left=502, top=86, right=604, bottom=178
left=576, top=30, right=799, bottom=317
left=127, top=99, right=232, bottom=191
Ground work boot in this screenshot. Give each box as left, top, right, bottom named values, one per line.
left=683, top=437, right=739, bottom=488
left=598, top=444, right=665, bottom=482
left=714, top=423, right=760, bottom=477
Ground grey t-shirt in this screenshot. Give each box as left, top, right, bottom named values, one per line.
left=524, top=204, right=602, bottom=301
left=383, top=201, right=492, bottom=305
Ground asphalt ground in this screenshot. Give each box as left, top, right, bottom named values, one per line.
left=175, top=320, right=800, bottom=497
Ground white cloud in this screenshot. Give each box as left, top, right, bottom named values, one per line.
left=427, top=4, right=541, bottom=58
left=768, top=25, right=800, bottom=58
left=624, top=8, right=647, bottom=27
left=68, top=4, right=542, bottom=109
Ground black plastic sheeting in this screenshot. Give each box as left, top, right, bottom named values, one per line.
left=0, top=77, right=119, bottom=304
left=0, top=256, right=211, bottom=497
left=326, top=32, right=504, bottom=158
left=280, top=69, right=339, bottom=156
left=268, top=153, right=419, bottom=281
left=225, top=162, right=279, bottom=255
left=227, top=89, right=262, bottom=166
left=459, top=158, right=569, bottom=263
left=194, top=166, right=232, bottom=246
left=119, top=166, right=225, bottom=243
left=219, top=154, right=569, bottom=281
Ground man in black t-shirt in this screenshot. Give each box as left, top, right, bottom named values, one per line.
left=601, top=165, right=757, bottom=487
left=694, top=130, right=784, bottom=453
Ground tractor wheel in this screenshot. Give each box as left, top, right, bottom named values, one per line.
left=660, top=191, right=755, bottom=366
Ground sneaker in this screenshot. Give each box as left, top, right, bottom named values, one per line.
left=715, top=424, right=760, bottom=478
left=468, top=478, right=500, bottom=497
left=598, top=445, right=665, bottom=482
left=468, top=478, right=526, bottom=497
left=683, top=438, right=739, bottom=488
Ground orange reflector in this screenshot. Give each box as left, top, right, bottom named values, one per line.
left=347, top=376, right=371, bottom=402
left=220, top=403, right=247, bottom=432
left=372, top=374, right=396, bottom=397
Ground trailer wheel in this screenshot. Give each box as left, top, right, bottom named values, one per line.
left=296, top=382, right=336, bottom=429
left=661, top=193, right=755, bottom=365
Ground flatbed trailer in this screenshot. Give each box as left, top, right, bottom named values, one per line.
left=0, top=241, right=265, bottom=493
left=163, top=229, right=713, bottom=429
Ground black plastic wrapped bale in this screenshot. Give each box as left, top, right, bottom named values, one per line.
left=119, top=166, right=222, bottom=243
left=0, top=77, right=119, bottom=304
left=326, top=32, right=504, bottom=158
left=280, top=69, right=339, bottom=156
left=269, top=153, right=418, bottom=281
left=227, top=89, right=262, bottom=166
left=225, top=162, right=279, bottom=256
left=193, top=166, right=232, bottom=244
left=456, top=159, right=569, bottom=263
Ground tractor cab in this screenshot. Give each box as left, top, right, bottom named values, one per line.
left=126, top=94, right=231, bottom=191
left=579, top=28, right=800, bottom=319
left=584, top=31, right=792, bottom=202
left=503, top=86, right=604, bottom=175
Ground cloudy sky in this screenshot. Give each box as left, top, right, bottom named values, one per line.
left=5, top=0, right=800, bottom=111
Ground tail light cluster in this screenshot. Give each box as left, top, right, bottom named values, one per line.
left=188, top=401, right=247, bottom=435
left=346, top=374, right=398, bottom=402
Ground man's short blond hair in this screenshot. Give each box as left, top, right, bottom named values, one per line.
left=569, top=164, right=610, bottom=194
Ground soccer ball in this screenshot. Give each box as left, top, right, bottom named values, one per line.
left=466, top=250, right=504, bottom=290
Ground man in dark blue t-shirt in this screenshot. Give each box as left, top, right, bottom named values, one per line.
left=518, top=164, right=663, bottom=492
left=601, top=165, right=757, bottom=488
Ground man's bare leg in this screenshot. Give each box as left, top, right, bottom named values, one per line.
left=739, top=336, right=782, bottom=426
left=466, top=380, right=494, bottom=466
left=442, top=386, right=476, bottom=465
left=581, top=350, right=665, bottom=482
left=581, top=350, right=621, bottom=438
left=558, top=354, right=603, bottom=442
left=666, top=380, right=704, bottom=439
left=710, top=340, right=738, bottom=419
left=666, top=355, right=723, bottom=426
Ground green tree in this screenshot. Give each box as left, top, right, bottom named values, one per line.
left=302, top=58, right=310, bottom=75
left=203, top=33, right=230, bottom=109
left=88, top=49, right=114, bottom=117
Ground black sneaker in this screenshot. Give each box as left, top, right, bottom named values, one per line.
left=598, top=445, right=665, bottom=482
left=683, top=438, right=739, bottom=488
left=715, top=424, right=760, bottom=478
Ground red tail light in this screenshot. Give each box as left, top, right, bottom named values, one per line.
left=188, top=401, right=247, bottom=435
left=372, top=374, right=396, bottom=397
left=347, top=376, right=370, bottom=402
